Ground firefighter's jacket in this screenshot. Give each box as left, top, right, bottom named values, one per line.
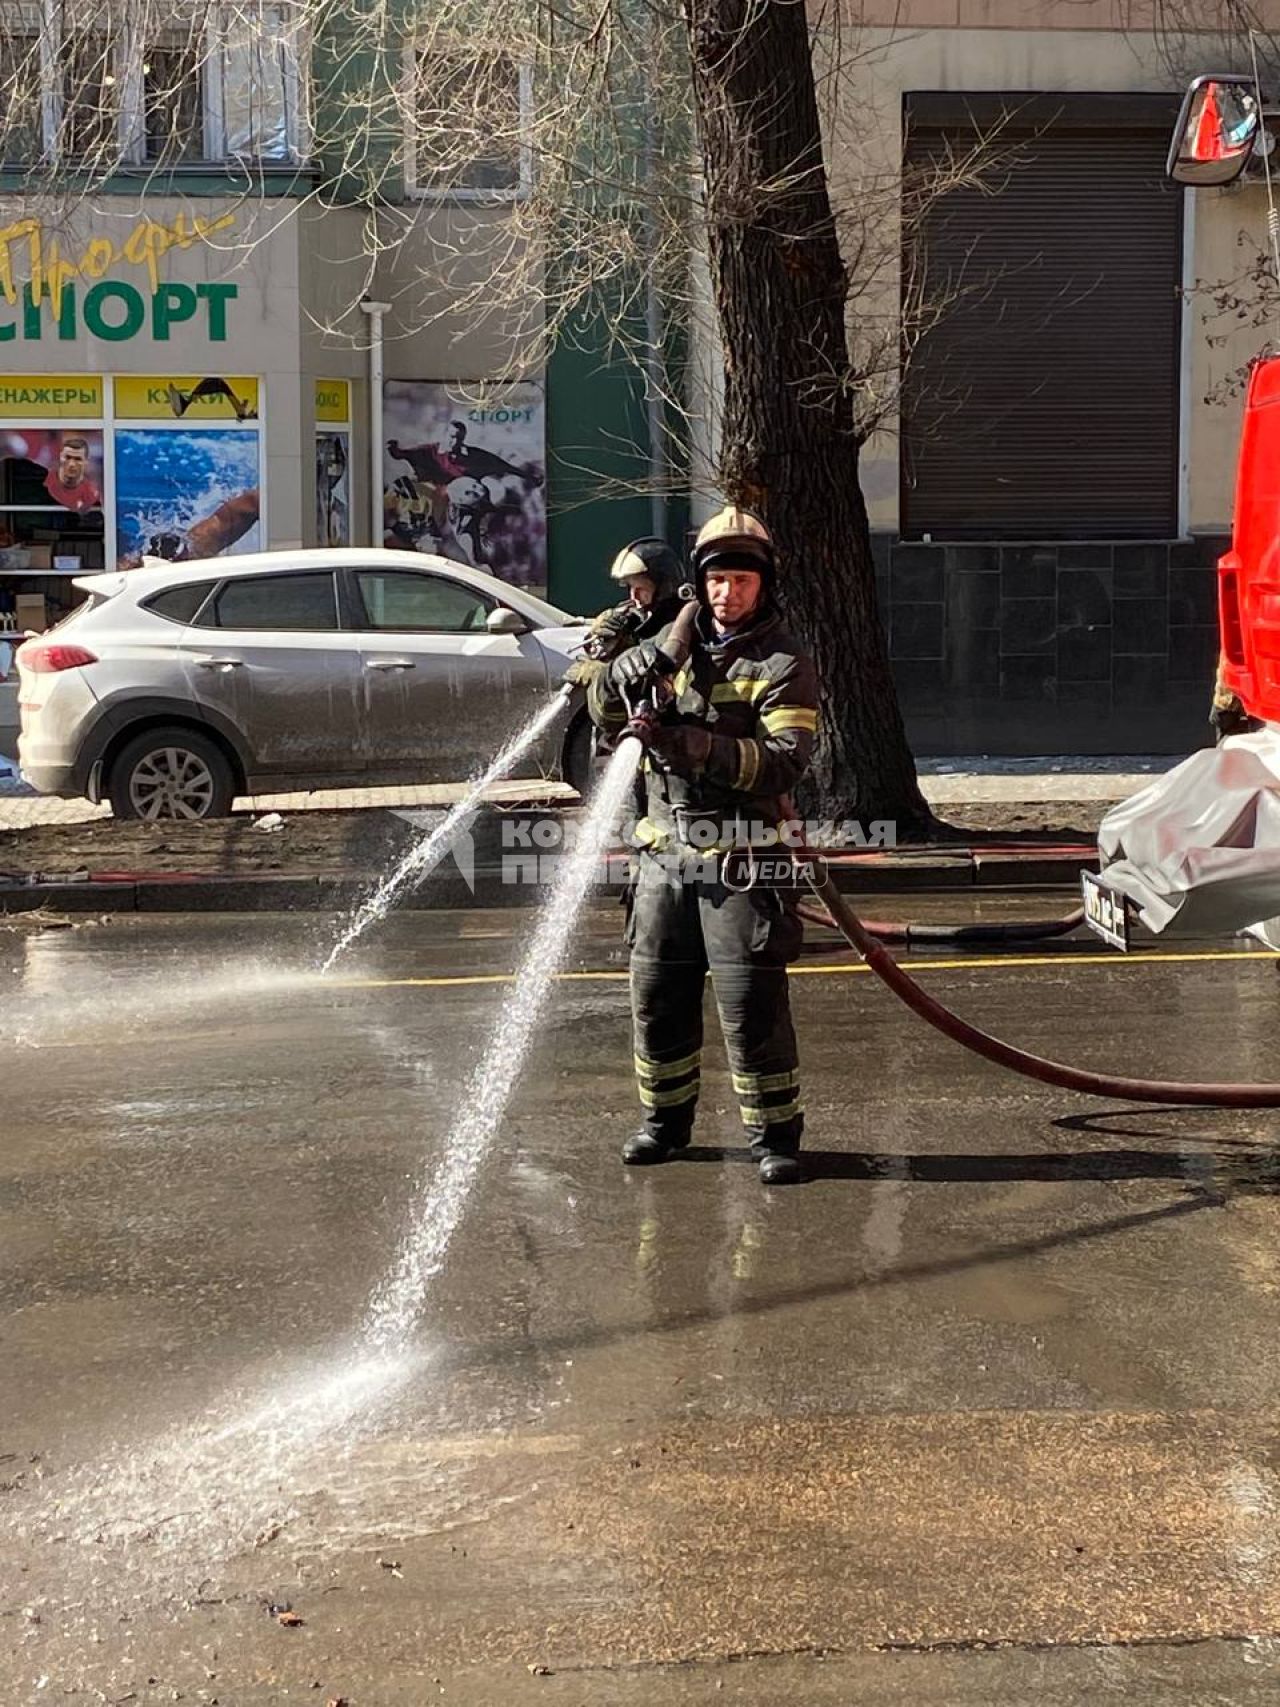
left=589, top=602, right=820, bottom=851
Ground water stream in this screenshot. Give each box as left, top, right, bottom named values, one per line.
left=362, top=736, right=642, bottom=1351
left=5, top=712, right=638, bottom=1579
left=320, top=692, right=570, bottom=973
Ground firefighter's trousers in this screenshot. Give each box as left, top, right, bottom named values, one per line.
left=627, top=850, right=804, bottom=1153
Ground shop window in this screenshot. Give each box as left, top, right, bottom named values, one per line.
left=212, top=571, right=338, bottom=631
left=114, top=418, right=261, bottom=570
left=0, top=429, right=106, bottom=632
left=405, top=45, right=530, bottom=199
left=145, top=580, right=218, bottom=626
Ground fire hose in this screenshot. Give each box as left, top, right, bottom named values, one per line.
left=799, top=850, right=1280, bottom=1107
left=795, top=895, right=1085, bottom=947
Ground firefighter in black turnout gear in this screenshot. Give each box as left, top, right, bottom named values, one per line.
left=589, top=508, right=820, bottom=1186
left=566, top=537, right=685, bottom=698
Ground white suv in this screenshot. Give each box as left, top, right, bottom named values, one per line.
left=17, top=548, right=590, bottom=819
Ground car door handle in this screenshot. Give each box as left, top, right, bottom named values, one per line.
left=193, top=655, right=244, bottom=669
left=365, top=658, right=416, bottom=671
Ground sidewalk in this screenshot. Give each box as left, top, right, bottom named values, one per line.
left=914, top=754, right=1176, bottom=804
left=0, top=765, right=574, bottom=830
left=0, top=754, right=1177, bottom=831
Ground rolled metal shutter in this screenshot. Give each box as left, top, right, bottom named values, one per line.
left=901, top=93, right=1184, bottom=540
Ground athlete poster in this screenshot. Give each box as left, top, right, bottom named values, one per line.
left=0, top=429, right=105, bottom=515
left=115, top=429, right=261, bottom=569
left=381, top=380, right=546, bottom=590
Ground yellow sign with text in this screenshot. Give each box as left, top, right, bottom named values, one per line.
left=0, top=375, right=104, bottom=418
left=114, top=375, right=260, bottom=422
left=315, top=380, right=350, bottom=423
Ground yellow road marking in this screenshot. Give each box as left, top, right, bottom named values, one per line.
left=326, top=945, right=1280, bottom=991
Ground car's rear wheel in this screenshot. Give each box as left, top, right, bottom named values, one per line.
left=108, top=726, right=237, bottom=821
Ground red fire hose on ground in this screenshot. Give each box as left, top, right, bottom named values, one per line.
left=797, top=894, right=1085, bottom=947
left=801, top=857, right=1280, bottom=1107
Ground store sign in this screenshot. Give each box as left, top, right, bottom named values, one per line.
left=0, top=213, right=240, bottom=344
left=114, top=376, right=260, bottom=422
left=315, top=380, right=350, bottom=423
left=0, top=280, right=237, bottom=344
left=0, top=375, right=103, bottom=419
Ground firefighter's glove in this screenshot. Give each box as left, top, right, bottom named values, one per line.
left=646, top=722, right=712, bottom=775
left=564, top=656, right=606, bottom=688
left=593, top=603, right=644, bottom=645
left=609, top=641, right=661, bottom=691
left=582, top=603, right=643, bottom=662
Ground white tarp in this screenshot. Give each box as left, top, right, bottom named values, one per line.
left=1098, top=728, right=1280, bottom=948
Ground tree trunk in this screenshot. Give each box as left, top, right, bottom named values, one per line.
left=683, top=0, right=931, bottom=833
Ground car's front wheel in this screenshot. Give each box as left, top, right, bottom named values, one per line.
left=108, top=726, right=237, bottom=821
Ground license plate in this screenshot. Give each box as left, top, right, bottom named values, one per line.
left=1082, top=869, right=1130, bottom=951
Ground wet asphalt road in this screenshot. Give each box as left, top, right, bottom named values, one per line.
left=4, top=897, right=1280, bottom=1704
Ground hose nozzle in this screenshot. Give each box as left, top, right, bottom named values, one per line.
left=621, top=699, right=663, bottom=748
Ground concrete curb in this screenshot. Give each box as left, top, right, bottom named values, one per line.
left=0, top=846, right=1099, bottom=914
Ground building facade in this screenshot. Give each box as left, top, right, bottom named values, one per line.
left=1, top=0, right=1265, bottom=760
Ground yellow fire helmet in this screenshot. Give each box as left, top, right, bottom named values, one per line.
left=692, top=506, right=776, bottom=593
left=608, top=536, right=684, bottom=597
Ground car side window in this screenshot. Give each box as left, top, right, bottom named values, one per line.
left=145, top=582, right=219, bottom=626
left=355, top=570, right=493, bottom=633
left=211, top=572, right=339, bottom=632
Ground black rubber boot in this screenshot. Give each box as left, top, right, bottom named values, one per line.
left=751, top=1135, right=803, bottom=1186
left=622, top=1130, right=691, bottom=1166
left=758, top=1151, right=803, bottom=1185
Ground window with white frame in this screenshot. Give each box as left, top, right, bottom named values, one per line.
left=60, top=19, right=122, bottom=160
left=405, top=42, right=531, bottom=199
left=0, top=1, right=306, bottom=169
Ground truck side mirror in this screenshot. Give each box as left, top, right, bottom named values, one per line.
left=1168, top=74, right=1261, bottom=186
